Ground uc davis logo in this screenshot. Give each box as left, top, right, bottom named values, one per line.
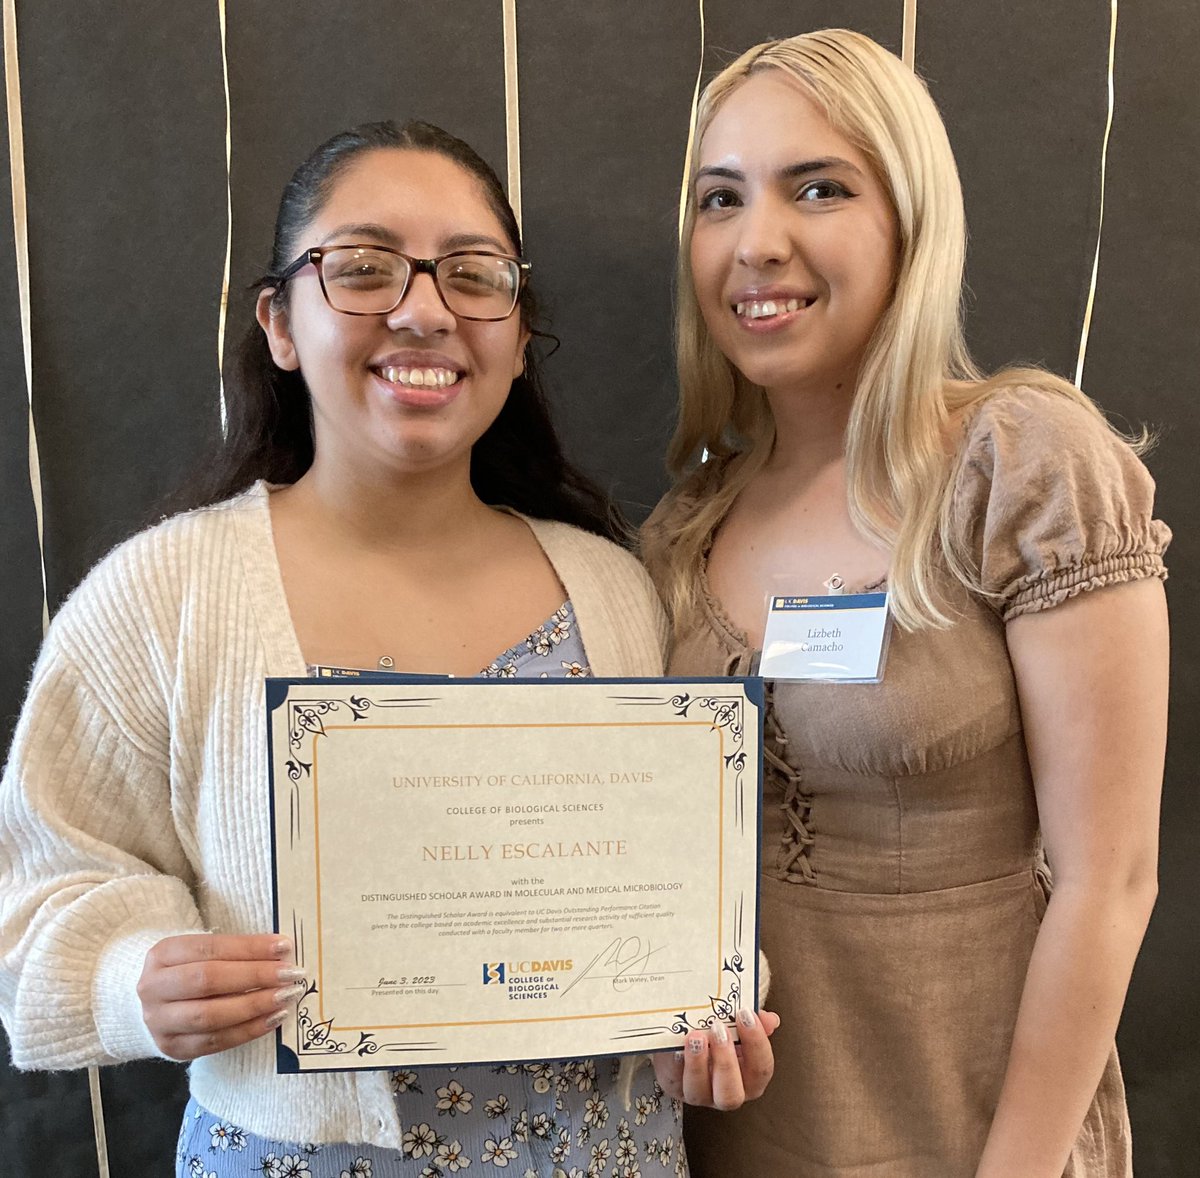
left=483, top=962, right=505, bottom=985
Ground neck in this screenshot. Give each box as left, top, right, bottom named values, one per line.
left=763, top=376, right=854, bottom=475
left=289, top=452, right=495, bottom=553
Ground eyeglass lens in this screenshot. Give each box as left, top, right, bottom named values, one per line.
left=319, top=248, right=520, bottom=319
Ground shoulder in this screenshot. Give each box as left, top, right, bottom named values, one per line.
left=641, top=452, right=739, bottom=579
left=97, top=487, right=256, bottom=568
left=646, top=453, right=737, bottom=535
left=954, top=381, right=1128, bottom=473
left=52, top=485, right=265, bottom=648
left=951, top=380, right=1157, bottom=521
left=949, top=380, right=1170, bottom=619
left=523, top=517, right=658, bottom=604
left=29, top=487, right=268, bottom=738
left=522, top=517, right=667, bottom=675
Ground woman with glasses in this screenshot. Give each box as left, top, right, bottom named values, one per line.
left=0, top=120, right=775, bottom=1177
left=643, top=30, right=1169, bottom=1178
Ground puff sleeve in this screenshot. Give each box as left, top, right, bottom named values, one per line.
left=950, top=385, right=1170, bottom=621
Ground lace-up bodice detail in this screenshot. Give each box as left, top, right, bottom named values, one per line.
left=763, top=684, right=816, bottom=884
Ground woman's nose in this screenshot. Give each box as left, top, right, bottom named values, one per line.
left=735, top=196, right=794, bottom=270
left=384, top=271, right=457, bottom=335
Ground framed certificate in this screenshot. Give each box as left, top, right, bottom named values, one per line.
left=266, top=677, right=762, bottom=1072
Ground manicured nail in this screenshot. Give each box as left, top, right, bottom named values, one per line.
left=738, top=1007, right=757, bottom=1029
left=712, top=1020, right=729, bottom=1045
left=276, top=966, right=306, bottom=983
left=273, top=983, right=306, bottom=1006
left=264, top=1007, right=288, bottom=1029
left=673, top=1051, right=685, bottom=1064
left=688, top=1036, right=704, bottom=1055
left=272, top=938, right=293, bottom=959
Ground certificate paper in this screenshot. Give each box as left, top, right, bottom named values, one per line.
left=266, top=677, right=762, bottom=1072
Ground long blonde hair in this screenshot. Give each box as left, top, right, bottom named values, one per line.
left=646, top=29, right=1112, bottom=631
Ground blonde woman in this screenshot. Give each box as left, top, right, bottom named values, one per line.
left=643, top=30, right=1169, bottom=1178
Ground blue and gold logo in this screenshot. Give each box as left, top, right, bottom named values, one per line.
left=482, top=962, right=505, bottom=985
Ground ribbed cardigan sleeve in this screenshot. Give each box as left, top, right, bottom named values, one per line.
left=0, top=533, right=204, bottom=1069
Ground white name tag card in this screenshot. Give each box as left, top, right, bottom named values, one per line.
left=759, top=592, right=891, bottom=683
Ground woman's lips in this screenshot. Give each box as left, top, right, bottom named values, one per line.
left=733, top=296, right=817, bottom=332
left=734, top=296, right=815, bottom=319
left=371, top=364, right=464, bottom=408
left=376, top=363, right=461, bottom=388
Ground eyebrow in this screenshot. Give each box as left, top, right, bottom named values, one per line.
left=695, top=156, right=865, bottom=184
left=321, top=222, right=512, bottom=254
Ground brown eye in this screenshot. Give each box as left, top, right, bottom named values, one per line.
left=697, top=188, right=740, bottom=211
left=798, top=180, right=853, bottom=202
left=324, top=249, right=401, bottom=289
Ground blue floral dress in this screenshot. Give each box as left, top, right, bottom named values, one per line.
left=176, top=603, right=687, bottom=1178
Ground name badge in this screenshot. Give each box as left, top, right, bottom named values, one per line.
left=307, top=665, right=454, bottom=680
left=759, top=592, right=891, bottom=683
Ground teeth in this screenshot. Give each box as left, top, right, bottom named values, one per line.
left=735, top=298, right=808, bottom=319
left=379, top=366, right=460, bottom=388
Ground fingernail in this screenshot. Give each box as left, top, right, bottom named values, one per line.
left=272, top=938, right=293, bottom=959
left=673, top=1050, right=685, bottom=1063
left=264, top=1007, right=288, bottom=1029
left=712, top=1020, right=729, bottom=1045
left=276, top=966, right=307, bottom=983
left=688, top=1036, right=704, bottom=1055
left=273, top=983, right=306, bottom=1005
left=738, top=1007, right=757, bottom=1029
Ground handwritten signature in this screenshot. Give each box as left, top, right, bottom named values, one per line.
left=560, top=936, right=667, bottom=997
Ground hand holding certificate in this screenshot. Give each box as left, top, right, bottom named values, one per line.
left=267, top=677, right=762, bottom=1072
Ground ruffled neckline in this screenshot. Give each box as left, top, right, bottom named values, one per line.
left=696, top=534, right=887, bottom=657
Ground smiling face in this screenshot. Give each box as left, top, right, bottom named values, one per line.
left=689, top=70, right=899, bottom=400
left=258, top=148, right=528, bottom=482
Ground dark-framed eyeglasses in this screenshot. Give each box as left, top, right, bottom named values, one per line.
left=273, top=244, right=531, bottom=321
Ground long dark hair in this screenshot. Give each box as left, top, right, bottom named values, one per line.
left=172, top=120, right=622, bottom=541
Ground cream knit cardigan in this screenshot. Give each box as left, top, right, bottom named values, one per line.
left=0, top=483, right=668, bottom=1148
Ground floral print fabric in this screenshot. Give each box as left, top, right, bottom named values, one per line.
left=480, top=603, right=590, bottom=679
left=174, top=604, right=686, bottom=1177
left=178, top=1058, right=686, bottom=1177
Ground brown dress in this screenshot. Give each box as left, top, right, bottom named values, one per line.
left=652, top=388, right=1170, bottom=1178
